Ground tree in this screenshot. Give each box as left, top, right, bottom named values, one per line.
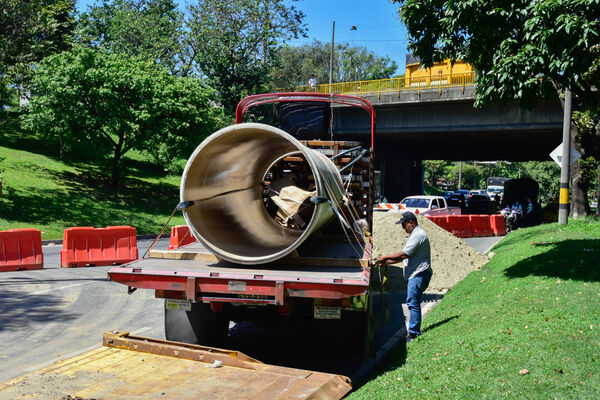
left=0, top=0, right=76, bottom=67
left=450, top=162, right=482, bottom=190
left=0, top=72, right=9, bottom=109
left=571, top=110, right=600, bottom=214
left=22, top=46, right=223, bottom=186
left=270, top=41, right=330, bottom=90
left=78, top=0, right=186, bottom=75
left=521, top=161, right=561, bottom=203
left=395, top=0, right=600, bottom=216
left=482, top=162, right=522, bottom=182
left=423, top=160, right=451, bottom=187
left=186, top=0, right=307, bottom=114
left=271, top=41, right=398, bottom=90
left=0, top=0, right=76, bottom=99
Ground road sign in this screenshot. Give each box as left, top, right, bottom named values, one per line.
left=550, top=143, right=581, bottom=167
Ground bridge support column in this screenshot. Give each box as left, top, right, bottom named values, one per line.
left=376, top=140, right=424, bottom=202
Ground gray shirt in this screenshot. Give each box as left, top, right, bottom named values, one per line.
left=401, top=225, right=431, bottom=280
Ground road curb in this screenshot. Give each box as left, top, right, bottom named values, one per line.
left=42, top=233, right=170, bottom=246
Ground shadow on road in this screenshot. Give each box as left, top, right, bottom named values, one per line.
left=0, top=290, right=79, bottom=331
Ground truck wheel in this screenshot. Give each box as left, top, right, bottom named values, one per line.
left=164, top=301, right=229, bottom=347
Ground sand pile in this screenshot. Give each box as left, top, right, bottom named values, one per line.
left=372, top=212, right=489, bottom=292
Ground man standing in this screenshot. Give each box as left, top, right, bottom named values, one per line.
left=308, top=74, right=317, bottom=92
left=376, top=211, right=432, bottom=342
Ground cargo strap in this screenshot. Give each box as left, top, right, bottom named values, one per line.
left=366, top=260, right=390, bottom=357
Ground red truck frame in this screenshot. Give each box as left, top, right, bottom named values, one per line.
left=108, top=92, right=377, bottom=343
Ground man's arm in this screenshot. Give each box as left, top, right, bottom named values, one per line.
left=376, top=228, right=424, bottom=265
left=376, top=251, right=409, bottom=265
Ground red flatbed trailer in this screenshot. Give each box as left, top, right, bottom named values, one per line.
left=109, top=242, right=370, bottom=306
left=108, top=93, right=376, bottom=355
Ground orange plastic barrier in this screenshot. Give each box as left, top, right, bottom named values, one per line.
left=168, top=225, right=197, bottom=250
left=61, top=226, right=138, bottom=268
left=469, top=215, right=494, bottom=237
left=447, top=215, right=473, bottom=238
left=424, top=215, right=440, bottom=226
left=0, top=228, right=44, bottom=271
left=436, top=216, right=451, bottom=232
left=425, top=216, right=450, bottom=233
left=490, top=214, right=507, bottom=236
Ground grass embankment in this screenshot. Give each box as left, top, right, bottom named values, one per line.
left=351, top=220, right=600, bottom=399
left=0, top=115, right=185, bottom=239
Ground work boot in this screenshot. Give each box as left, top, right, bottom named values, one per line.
left=406, top=332, right=418, bottom=343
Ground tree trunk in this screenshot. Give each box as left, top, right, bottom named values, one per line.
left=570, top=161, right=588, bottom=218
left=112, top=137, right=123, bottom=188
left=570, top=122, right=588, bottom=218
left=59, top=133, right=64, bottom=159
left=597, top=172, right=600, bottom=216
left=112, top=152, right=120, bottom=188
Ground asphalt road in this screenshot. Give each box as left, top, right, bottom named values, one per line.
left=0, top=236, right=503, bottom=386
left=462, top=235, right=504, bottom=254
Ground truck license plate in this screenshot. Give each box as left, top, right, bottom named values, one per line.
left=314, top=306, right=341, bottom=320
left=228, top=281, right=247, bottom=292
left=165, top=299, right=191, bottom=311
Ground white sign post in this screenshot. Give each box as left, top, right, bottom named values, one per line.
left=549, top=143, right=581, bottom=167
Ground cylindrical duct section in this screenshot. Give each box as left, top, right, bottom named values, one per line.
left=180, top=123, right=346, bottom=265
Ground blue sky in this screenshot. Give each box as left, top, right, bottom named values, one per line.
left=76, top=0, right=409, bottom=72
left=286, top=0, right=408, bottom=72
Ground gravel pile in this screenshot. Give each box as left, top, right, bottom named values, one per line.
left=372, top=212, right=489, bottom=292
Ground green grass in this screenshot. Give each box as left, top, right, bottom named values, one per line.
left=350, top=219, right=600, bottom=399
left=0, top=114, right=186, bottom=239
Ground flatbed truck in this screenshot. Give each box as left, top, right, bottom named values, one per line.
left=108, top=93, right=378, bottom=355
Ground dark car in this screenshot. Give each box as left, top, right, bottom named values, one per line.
left=465, top=194, right=493, bottom=214
left=447, top=193, right=466, bottom=211
left=442, top=191, right=453, bottom=200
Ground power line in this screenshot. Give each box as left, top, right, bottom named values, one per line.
left=289, top=39, right=406, bottom=44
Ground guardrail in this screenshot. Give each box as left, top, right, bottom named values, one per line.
left=278, top=72, right=476, bottom=98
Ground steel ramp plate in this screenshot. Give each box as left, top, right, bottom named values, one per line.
left=0, top=332, right=352, bottom=400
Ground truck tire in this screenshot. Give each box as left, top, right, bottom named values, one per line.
left=164, top=301, right=229, bottom=347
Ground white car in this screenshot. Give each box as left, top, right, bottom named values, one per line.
left=398, top=195, right=462, bottom=216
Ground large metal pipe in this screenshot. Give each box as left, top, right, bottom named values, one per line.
left=180, top=123, right=346, bottom=265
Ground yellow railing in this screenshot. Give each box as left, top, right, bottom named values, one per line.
left=277, top=72, right=475, bottom=97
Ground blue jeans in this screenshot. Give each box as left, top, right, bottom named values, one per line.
left=406, top=268, right=432, bottom=336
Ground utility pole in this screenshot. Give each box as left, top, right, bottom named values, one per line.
left=558, top=89, right=572, bottom=225
left=329, top=21, right=335, bottom=93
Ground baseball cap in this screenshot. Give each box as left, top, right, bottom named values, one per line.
left=397, top=211, right=417, bottom=225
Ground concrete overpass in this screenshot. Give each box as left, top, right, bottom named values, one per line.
left=330, top=86, right=564, bottom=201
